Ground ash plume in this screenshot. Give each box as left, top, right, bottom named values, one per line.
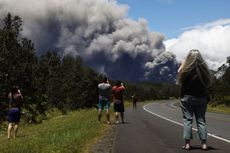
left=0, top=0, right=178, bottom=82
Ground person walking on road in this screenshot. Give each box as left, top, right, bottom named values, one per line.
left=131, top=95, right=138, bottom=109
left=178, top=49, right=213, bottom=150
left=112, top=80, right=125, bottom=124
left=7, top=85, right=23, bottom=139
left=98, top=77, right=112, bottom=124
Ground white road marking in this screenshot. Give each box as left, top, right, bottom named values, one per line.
left=170, top=101, right=180, bottom=109
left=143, top=103, right=230, bottom=143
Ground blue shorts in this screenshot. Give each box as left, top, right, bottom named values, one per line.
left=7, top=108, right=21, bottom=123
left=98, top=96, right=110, bottom=110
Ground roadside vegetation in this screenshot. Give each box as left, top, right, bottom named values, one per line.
left=208, top=99, right=230, bottom=114
left=0, top=108, right=110, bottom=153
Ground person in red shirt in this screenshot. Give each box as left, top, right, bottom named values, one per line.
left=112, top=80, right=125, bottom=124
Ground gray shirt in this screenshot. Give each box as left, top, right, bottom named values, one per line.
left=98, top=83, right=111, bottom=99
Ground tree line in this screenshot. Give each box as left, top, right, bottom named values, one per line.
left=0, top=13, right=103, bottom=123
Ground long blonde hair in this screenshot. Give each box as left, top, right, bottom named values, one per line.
left=178, top=49, right=213, bottom=87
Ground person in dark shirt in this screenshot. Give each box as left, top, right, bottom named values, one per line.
left=7, top=86, right=23, bottom=139
left=131, top=95, right=138, bottom=109
left=178, top=49, right=213, bottom=150
left=112, top=80, right=125, bottom=124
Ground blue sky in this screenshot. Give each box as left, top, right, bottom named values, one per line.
left=117, top=0, right=230, bottom=39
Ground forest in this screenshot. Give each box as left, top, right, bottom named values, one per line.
left=0, top=13, right=229, bottom=124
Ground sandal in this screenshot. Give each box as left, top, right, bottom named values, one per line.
left=202, top=144, right=208, bottom=151
left=182, top=145, right=190, bottom=150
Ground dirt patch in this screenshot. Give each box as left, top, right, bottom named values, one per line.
left=89, top=124, right=116, bottom=153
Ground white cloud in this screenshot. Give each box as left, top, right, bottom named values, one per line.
left=165, top=18, right=230, bottom=70
left=182, top=18, right=230, bottom=31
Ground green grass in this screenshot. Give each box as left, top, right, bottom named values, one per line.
left=0, top=108, right=108, bottom=153
left=208, top=104, right=230, bottom=114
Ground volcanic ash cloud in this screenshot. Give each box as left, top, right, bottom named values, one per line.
left=0, top=0, right=178, bottom=82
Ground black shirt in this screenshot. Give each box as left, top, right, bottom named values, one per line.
left=8, top=92, right=23, bottom=108
left=181, top=69, right=208, bottom=97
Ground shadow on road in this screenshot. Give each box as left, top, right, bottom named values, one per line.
left=189, top=145, right=218, bottom=151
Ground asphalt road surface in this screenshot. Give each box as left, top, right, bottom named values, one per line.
left=112, top=100, right=230, bottom=153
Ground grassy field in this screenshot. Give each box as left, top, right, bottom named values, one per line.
left=0, top=108, right=110, bottom=153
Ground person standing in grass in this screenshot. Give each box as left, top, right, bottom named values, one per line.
left=7, top=86, right=23, bottom=139
left=112, top=80, right=125, bottom=124
left=98, top=77, right=112, bottom=124
left=178, top=49, right=213, bottom=150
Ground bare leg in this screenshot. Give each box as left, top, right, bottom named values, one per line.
left=115, top=112, right=119, bottom=123
left=121, top=112, right=124, bottom=123
left=133, top=102, right=137, bottom=109
left=7, top=123, right=13, bottom=139
left=13, top=123, right=19, bottom=138
left=106, top=109, right=110, bottom=124
left=98, top=109, right=102, bottom=122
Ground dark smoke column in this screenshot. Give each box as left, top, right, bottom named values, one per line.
left=0, top=0, right=179, bottom=83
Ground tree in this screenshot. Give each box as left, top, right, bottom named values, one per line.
left=0, top=13, right=37, bottom=122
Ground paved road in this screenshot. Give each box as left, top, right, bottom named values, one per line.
left=112, top=100, right=230, bottom=153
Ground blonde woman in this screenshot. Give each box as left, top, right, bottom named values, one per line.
left=178, top=49, right=213, bottom=150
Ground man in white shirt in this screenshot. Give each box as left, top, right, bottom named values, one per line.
left=98, top=77, right=111, bottom=124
